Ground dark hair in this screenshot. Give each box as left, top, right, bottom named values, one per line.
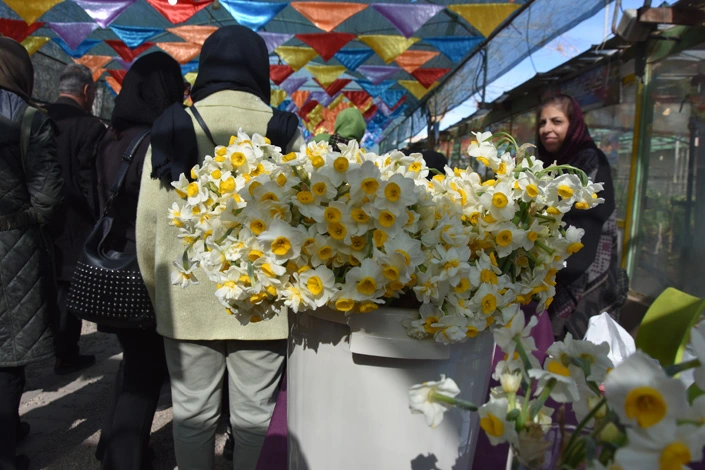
left=537, top=93, right=575, bottom=123
left=59, top=63, right=94, bottom=96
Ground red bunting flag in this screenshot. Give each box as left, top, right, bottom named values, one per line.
left=107, top=69, right=128, bottom=85
left=411, top=67, right=450, bottom=89
left=0, top=19, right=43, bottom=42
left=145, top=0, right=212, bottom=24
left=291, top=90, right=310, bottom=110
left=299, top=100, right=320, bottom=121
left=295, top=32, right=356, bottom=62
left=363, top=104, right=377, bottom=120
left=105, top=40, right=154, bottom=62
left=314, top=78, right=351, bottom=97
left=270, top=65, right=295, bottom=86
left=343, top=91, right=371, bottom=109
left=390, top=94, right=406, bottom=111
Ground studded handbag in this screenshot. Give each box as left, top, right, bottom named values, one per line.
left=67, top=130, right=155, bottom=329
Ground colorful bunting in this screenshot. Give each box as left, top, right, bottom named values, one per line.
left=270, top=65, right=295, bottom=86
left=52, top=38, right=102, bottom=59
left=301, top=101, right=322, bottom=124
left=305, top=65, right=346, bottom=87
left=313, top=78, right=350, bottom=97
left=393, top=50, right=439, bottom=74
left=3, top=0, right=64, bottom=25
left=448, top=3, right=521, bottom=38
left=73, top=0, right=137, bottom=29
left=0, top=19, right=44, bottom=42
left=334, top=48, right=374, bottom=72
left=375, top=98, right=392, bottom=117
left=108, top=69, right=127, bottom=85
left=184, top=72, right=198, bottom=86
left=290, top=2, right=367, bottom=33
left=280, top=76, right=308, bottom=96
left=295, top=32, right=356, bottom=62
left=74, top=55, right=113, bottom=73
left=105, top=40, right=154, bottom=62
left=109, top=25, right=163, bottom=48
left=92, top=68, right=105, bottom=81
left=380, top=89, right=405, bottom=108
left=105, top=75, right=122, bottom=94
left=343, top=91, right=371, bottom=109
left=167, top=25, right=218, bottom=45
left=355, top=79, right=396, bottom=99
left=258, top=32, right=293, bottom=54
left=370, top=3, right=444, bottom=38
left=219, top=0, right=287, bottom=31
left=398, top=80, right=437, bottom=100
left=275, top=46, right=318, bottom=72
left=271, top=89, right=287, bottom=108
left=21, top=36, right=50, bottom=55
left=291, top=90, right=311, bottom=110
left=180, top=60, right=199, bottom=75
left=363, top=104, right=377, bottom=121
left=145, top=0, right=212, bottom=25
left=309, top=91, right=333, bottom=108
left=356, top=65, right=399, bottom=85
left=423, top=36, right=484, bottom=63
left=115, top=58, right=135, bottom=70
left=411, top=67, right=450, bottom=89
left=328, top=93, right=346, bottom=111
left=157, top=42, right=202, bottom=64
left=357, top=35, right=419, bottom=64
left=48, top=22, right=99, bottom=51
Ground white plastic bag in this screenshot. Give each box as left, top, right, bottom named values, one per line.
left=583, top=312, right=635, bottom=367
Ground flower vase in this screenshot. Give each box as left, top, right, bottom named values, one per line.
left=287, top=307, right=495, bottom=470
left=508, top=425, right=581, bottom=470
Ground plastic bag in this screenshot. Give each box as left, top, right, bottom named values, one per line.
left=583, top=312, right=635, bottom=367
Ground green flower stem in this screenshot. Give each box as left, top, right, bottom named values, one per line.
left=534, top=214, right=557, bottom=223
left=534, top=241, right=555, bottom=255
left=536, top=165, right=589, bottom=185
left=559, top=397, right=606, bottom=467
left=523, top=250, right=541, bottom=265
left=182, top=238, right=200, bottom=269
left=429, top=391, right=478, bottom=411
left=514, top=339, right=535, bottom=375
left=529, top=378, right=555, bottom=419
left=665, top=359, right=701, bottom=377
left=517, top=378, right=535, bottom=430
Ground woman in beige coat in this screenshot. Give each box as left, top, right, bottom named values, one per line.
left=136, top=26, right=302, bottom=470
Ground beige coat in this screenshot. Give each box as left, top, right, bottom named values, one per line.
left=136, top=90, right=303, bottom=340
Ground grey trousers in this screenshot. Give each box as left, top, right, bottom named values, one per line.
left=163, top=337, right=286, bottom=470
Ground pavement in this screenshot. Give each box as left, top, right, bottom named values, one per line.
left=18, top=322, right=231, bottom=470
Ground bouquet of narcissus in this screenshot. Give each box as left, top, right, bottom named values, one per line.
left=168, top=130, right=604, bottom=342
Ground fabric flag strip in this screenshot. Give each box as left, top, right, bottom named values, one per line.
left=393, top=49, right=439, bottom=74
left=3, top=0, right=64, bottom=25
left=290, top=2, right=367, bottom=33
left=295, top=32, right=356, bottom=62
left=275, top=46, right=318, bottom=72
left=358, top=35, right=420, bottom=64
left=271, top=89, right=287, bottom=108
left=448, top=3, right=521, bottom=38
left=370, top=3, right=444, bottom=38
left=305, top=65, right=346, bottom=87
left=105, top=40, right=155, bottom=62
left=343, top=91, right=371, bottom=109
left=334, top=48, right=374, bottom=72
left=184, top=71, right=198, bottom=86
left=157, top=42, right=202, bottom=64
left=309, top=91, right=333, bottom=108
left=423, top=36, right=484, bottom=63
left=21, top=36, right=50, bottom=56
left=180, top=60, right=199, bottom=75
left=291, top=90, right=311, bottom=110
left=74, top=55, right=113, bottom=72
left=105, top=76, right=122, bottom=95
left=398, top=79, right=437, bottom=100
left=355, top=79, right=394, bottom=98
left=52, top=38, right=102, bottom=59
left=411, top=67, right=449, bottom=89
left=115, top=58, right=135, bottom=70
left=48, top=22, right=100, bottom=51
left=73, top=0, right=137, bottom=29
left=145, top=0, right=212, bottom=25
left=219, top=0, right=287, bottom=31
left=380, top=89, right=405, bottom=108
left=313, top=78, right=350, bottom=97
left=270, top=65, right=295, bottom=86
left=328, top=93, right=347, bottom=111
left=92, top=68, right=106, bottom=81
left=109, top=24, right=163, bottom=48
left=167, top=25, right=218, bottom=46
left=363, top=104, right=377, bottom=121
left=356, top=65, right=399, bottom=85
left=107, top=69, right=127, bottom=85
left=280, top=76, right=308, bottom=96
left=0, top=19, right=44, bottom=43
left=258, top=32, right=293, bottom=54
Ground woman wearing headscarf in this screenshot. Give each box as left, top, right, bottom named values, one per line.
left=136, top=26, right=303, bottom=470
left=94, top=51, right=184, bottom=470
left=314, top=107, right=367, bottom=151
left=536, top=94, right=627, bottom=339
left=0, top=37, right=63, bottom=470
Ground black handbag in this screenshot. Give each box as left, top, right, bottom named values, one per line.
left=67, top=130, right=155, bottom=329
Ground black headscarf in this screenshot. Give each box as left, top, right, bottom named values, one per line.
left=0, top=37, right=34, bottom=100
left=111, top=51, right=184, bottom=131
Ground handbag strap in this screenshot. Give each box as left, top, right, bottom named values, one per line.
left=190, top=105, right=217, bottom=148
left=104, top=129, right=150, bottom=215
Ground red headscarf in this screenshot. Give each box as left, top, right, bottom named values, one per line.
left=536, top=95, right=597, bottom=165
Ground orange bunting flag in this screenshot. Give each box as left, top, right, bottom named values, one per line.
left=74, top=55, right=113, bottom=72
left=448, top=3, right=521, bottom=38
left=167, top=25, right=218, bottom=45
left=305, top=65, right=346, bottom=87
left=105, top=76, right=122, bottom=95
left=343, top=91, right=371, bottom=109
left=20, top=36, right=50, bottom=56
left=92, top=68, right=105, bottom=82
left=105, top=40, right=154, bottom=62
left=4, top=0, right=63, bottom=25
left=327, top=93, right=346, bottom=111
left=398, top=79, right=438, bottom=100
left=357, top=35, right=419, bottom=64
left=313, top=78, right=350, bottom=97
left=108, top=69, right=127, bottom=85
left=157, top=42, right=202, bottom=64
left=271, top=89, right=287, bottom=108
left=290, top=2, right=367, bottom=32
left=394, top=50, right=439, bottom=74
left=270, top=65, right=295, bottom=86
left=295, top=32, right=355, bottom=62
left=291, top=90, right=310, bottom=109
left=275, top=46, right=318, bottom=72
left=411, top=67, right=450, bottom=89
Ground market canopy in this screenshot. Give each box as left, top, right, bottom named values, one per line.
left=0, top=0, right=611, bottom=148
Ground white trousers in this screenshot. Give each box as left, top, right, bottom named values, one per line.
left=163, top=337, right=286, bottom=470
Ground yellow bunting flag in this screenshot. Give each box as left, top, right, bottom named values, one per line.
left=271, top=89, right=287, bottom=108
left=328, top=93, right=346, bottom=111
left=4, top=0, right=64, bottom=24
left=275, top=46, right=318, bottom=72
left=305, top=65, right=346, bottom=87
left=184, top=72, right=198, bottom=86
left=398, top=80, right=438, bottom=100
left=167, top=25, right=218, bottom=46
left=73, top=55, right=113, bottom=73
left=448, top=3, right=521, bottom=38
left=290, top=2, right=367, bottom=33
left=357, top=35, right=419, bottom=64
left=306, top=103, right=324, bottom=127
left=20, top=36, right=50, bottom=56
left=157, top=42, right=202, bottom=65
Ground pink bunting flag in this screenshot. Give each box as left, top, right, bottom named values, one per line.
left=370, top=3, right=444, bottom=38
left=356, top=65, right=399, bottom=85
left=258, top=32, right=293, bottom=54
left=73, top=0, right=137, bottom=29
left=48, top=22, right=99, bottom=50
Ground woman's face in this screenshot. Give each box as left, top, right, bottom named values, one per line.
left=538, top=104, right=569, bottom=154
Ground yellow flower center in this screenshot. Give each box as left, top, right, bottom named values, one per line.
left=378, top=211, right=396, bottom=228
left=351, top=208, right=369, bottom=223
left=248, top=181, right=261, bottom=197
left=328, top=222, right=347, bottom=240
left=282, top=152, right=297, bottom=162
left=567, top=242, right=584, bottom=254
left=476, top=156, right=489, bottom=166
left=335, top=298, right=355, bottom=312
left=497, top=162, right=507, bottom=175
left=492, top=193, right=508, bottom=208
left=373, top=230, right=387, bottom=248
left=307, top=276, right=324, bottom=296
left=250, top=219, right=266, bottom=235
left=312, top=182, right=327, bottom=196
left=384, top=182, right=401, bottom=202
left=575, top=201, right=590, bottom=210
left=250, top=292, right=268, bottom=304
left=361, top=178, right=379, bottom=195
left=409, top=161, right=422, bottom=172
left=454, top=278, right=471, bottom=293
left=297, top=191, right=314, bottom=204
left=525, top=184, right=539, bottom=198
left=547, top=360, right=571, bottom=377
left=382, top=265, right=399, bottom=281
left=260, top=192, right=278, bottom=202
left=356, top=277, right=377, bottom=296
left=271, top=237, right=291, bottom=256
left=250, top=163, right=265, bottom=177
left=357, top=301, right=378, bottom=313
left=211, top=169, right=221, bottom=179
left=311, top=155, right=325, bottom=168
left=248, top=250, right=264, bottom=262
left=481, top=269, right=498, bottom=284
left=324, top=207, right=342, bottom=222
left=496, top=230, right=513, bottom=247
left=351, top=236, right=366, bottom=251
left=423, top=315, right=440, bottom=333
left=625, top=386, right=667, bottom=428
left=276, top=173, right=288, bottom=186
left=482, top=179, right=496, bottom=187
left=334, top=157, right=349, bottom=172
left=231, top=152, right=246, bottom=167
left=466, top=326, right=479, bottom=338
left=558, top=185, right=574, bottom=199
left=480, top=413, right=504, bottom=437
left=395, top=249, right=411, bottom=266
left=469, top=212, right=480, bottom=225
left=260, top=264, right=275, bottom=278
left=660, top=442, right=691, bottom=470
left=481, top=294, right=497, bottom=315
left=187, top=182, right=199, bottom=198
left=318, top=246, right=332, bottom=260
left=547, top=207, right=561, bottom=215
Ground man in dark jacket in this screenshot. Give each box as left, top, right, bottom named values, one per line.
left=47, top=64, right=105, bottom=375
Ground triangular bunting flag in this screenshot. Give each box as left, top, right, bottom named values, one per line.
left=270, top=65, right=294, bottom=86
left=167, top=25, right=218, bottom=46
left=370, top=3, right=444, bottom=38
left=184, top=72, right=198, bottom=86
left=343, top=91, right=371, bottom=109
left=283, top=100, right=296, bottom=113
left=271, top=89, right=287, bottom=108
left=92, top=68, right=105, bottom=81
left=108, top=69, right=127, bottom=85
left=157, top=42, right=202, bottom=64
left=305, top=65, right=346, bottom=87
left=375, top=99, right=391, bottom=117
left=48, top=22, right=99, bottom=51
left=105, top=40, right=154, bottom=62
left=258, top=32, right=293, bottom=54
left=0, top=19, right=43, bottom=42
left=356, top=65, right=399, bottom=85
left=398, top=80, right=438, bottom=100
left=295, top=32, right=355, bottom=62
left=313, top=78, right=350, bottom=97
left=219, top=0, right=287, bottom=31
left=280, top=76, right=308, bottom=96
left=328, top=93, right=346, bottom=111
left=109, top=25, right=163, bottom=48
left=290, top=2, right=367, bottom=32
left=411, top=67, right=450, bottom=89
left=291, top=90, right=311, bottom=110
left=105, top=75, right=122, bottom=95
left=52, top=38, right=102, bottom=59
left=423, top=36, right=484, bottom=63
left=115, top=58, right=135, bottom=70
left=393, top=50, right=439, bottom=74
left=74, top=55, right=113, bottom=73
left=21, top=36, right=50, bottom=55
left=145, top=0, right=212, bottom=25
left=310, top=91, right=335, bottom=108
left=358, top=35, right=419, bottom=64
left=275, top=46, right=318, bottom=72
left=363, top=104, right=377, bottom=121
left=300, top=100, right=321, bottom=122
left=180, top=60, right=199, bottom=75
left=355, top=79, right=394, bottom=98
left=3, top=0, right=63, bottom=25
left=380, top=89, right=405, bottom=108
left=334, top=49, right=374, bottom=72
left=73, top=0, right=136, bottom=29
left=448, top=3, right=521, bottom=38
